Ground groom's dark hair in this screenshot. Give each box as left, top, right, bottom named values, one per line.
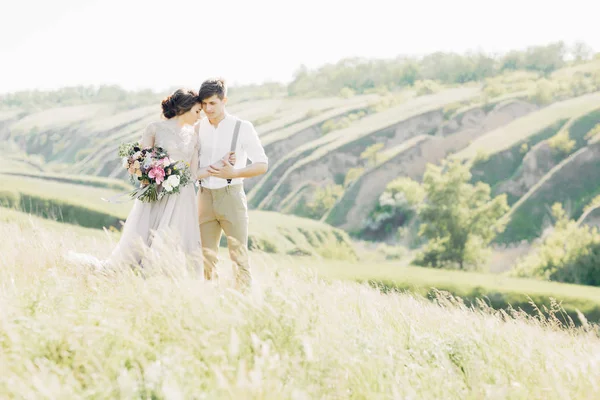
left=198, top=78, right=227, bottom=101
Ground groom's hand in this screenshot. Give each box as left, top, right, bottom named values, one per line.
left=208, top=159, right=238, bottom=179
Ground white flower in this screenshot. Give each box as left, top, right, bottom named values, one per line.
left=166, top=175, right=180, bottom=187
left=122, top=157, right=129, bottom=168
left=163, top=175, right=180, bottom=193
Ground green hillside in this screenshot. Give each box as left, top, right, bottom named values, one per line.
left=0, top=172, right=356, bottom=261
left=3, top=47, right=600, bottom=279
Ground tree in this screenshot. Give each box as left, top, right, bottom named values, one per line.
left=414, top=159, right=509, bottom=270
left=570, top=41, right=594, bottom=63
left=500, top=50, right=524, bottom=71
left=548, top=130, right=576, bottom=158
left=523, top=42, right=567, bottom=76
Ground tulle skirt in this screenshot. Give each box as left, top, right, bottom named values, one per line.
left=68, top=184, right=202, bottom=274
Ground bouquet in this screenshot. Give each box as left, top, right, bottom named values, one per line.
left=118, top=142, right=192, bottom=203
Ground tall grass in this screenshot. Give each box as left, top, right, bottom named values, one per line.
left=2, top=217, right=600, bottom=398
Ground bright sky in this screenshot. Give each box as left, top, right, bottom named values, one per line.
left=1, top=0, right=599, bottom=94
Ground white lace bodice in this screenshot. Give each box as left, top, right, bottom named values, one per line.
left=142, top=120, right=198, bottom=163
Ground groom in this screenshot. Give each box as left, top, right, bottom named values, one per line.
left=196, top=78, right=268, bottom=290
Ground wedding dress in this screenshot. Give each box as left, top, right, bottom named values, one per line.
left=66, top=120, right=202, bottom=273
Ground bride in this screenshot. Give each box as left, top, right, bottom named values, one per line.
left=68, top=89, right=234, bottom=274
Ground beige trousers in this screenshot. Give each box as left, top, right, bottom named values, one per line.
left=197, top=184, right=251, bottom=289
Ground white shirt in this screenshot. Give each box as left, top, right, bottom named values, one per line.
left=197, top=112, right=268, bottom=189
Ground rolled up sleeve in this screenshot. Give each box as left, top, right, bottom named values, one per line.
left=242, top=121, right=268, bottom=164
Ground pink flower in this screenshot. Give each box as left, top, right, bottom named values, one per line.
left=148, top=166, right=165, bottom=184
left=161, top=157, right=171, bottom=167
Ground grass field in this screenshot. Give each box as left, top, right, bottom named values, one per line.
left=2, top=214, right=600, bottom=398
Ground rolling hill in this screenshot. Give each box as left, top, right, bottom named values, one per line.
left=2, top=55, right=600, bottom=268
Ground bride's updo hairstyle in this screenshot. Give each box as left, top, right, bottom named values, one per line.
left=161, top=89, right=200, bottom=119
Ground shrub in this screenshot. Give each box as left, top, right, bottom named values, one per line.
left=511, top=203, right=600, bottom=286
left=548, top=130, right=576, bottom=158
left=414, top=80, right=442, bottom=96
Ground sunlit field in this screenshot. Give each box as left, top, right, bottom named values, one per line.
left=2, top=215, right=600, bottom=399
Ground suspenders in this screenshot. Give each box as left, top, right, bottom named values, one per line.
left=227, top=119, right=241, bottom=185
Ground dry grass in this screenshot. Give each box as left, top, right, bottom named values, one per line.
left=2, top=214, right=600, bottom=398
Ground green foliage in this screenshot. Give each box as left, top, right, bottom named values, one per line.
left=247, top=235, right=279, bottom=253
left=548, top=130, right=576, bottom=158
left=511, top=203, right=600, bottom=286
left=362, top=177, right=425, bottom=240
left=375, top=243, right=408, bottom=260
left=304, top=109, right=321, bottom=118
left=0, top=190, right=20, bottom=208
left=415, top=160, right=510, bottom=270
left=520, top=143, right=529, bottom=154
left=320, top=109, right=371, bottom=135
left=472, top=149, right=490, bottom=165
left=286, top=42, right=575, bottom=97
left=339, top=87, right=355, bottom=98
left=343, top=167, right=364, bottom=187
left=321, top=117, right=352, bottom=135
left=304, top=184, right=344, bottom=220
left=0, top=82, right=285, bottom=110
left=482, top=83, right=506, bottom=99
left=360, top=143, right=385, bottom=167
left=442, top=102, right=465, bottom=120
left=528, top=78, right=559, bottom=105
left=521, top=42, right=567, bottom=75
left=0, top=85, right=161, bottom=109
left=414, top=80, right=442, bottom=96
left=571, top=41, right=594, bottom=62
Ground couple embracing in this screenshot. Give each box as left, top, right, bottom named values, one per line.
left=82, top=79, right=268, bottom=291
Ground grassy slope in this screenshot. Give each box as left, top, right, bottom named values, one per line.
left=470, top=120, right=567, bottom=195
left=257, top=94, right=381, bottom=139
left=259, top=94, right=383, bottom=145
left=0, top=173, right=132, bottom=219
left=478, top=106, right=600, bottom=242
left=1, top=174, right=356, bottom=260
left=324, top=135, right=431, bottom=228
left=453, top=91, right=600, bottom=161
left=252, top=87, right=479, bottom=209
left=498, top=143, right=600, bottom=243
